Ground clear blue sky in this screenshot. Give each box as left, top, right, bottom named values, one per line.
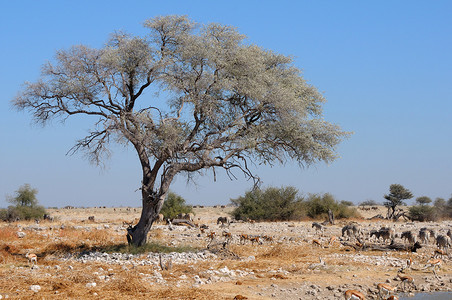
left=1, top=1, right=451, bottom=208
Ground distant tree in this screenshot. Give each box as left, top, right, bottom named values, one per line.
left=12, top=15, right=349, bottom=246
left=304, top=193, right=358, bottom=219
left=359, top=199, right=378, bottom=206
left=159, top=192, right=192, bottom=220
left=433, top=197, right=446, bottom=208
left=340, top=200, right=354, bottom=206
left=383, top=184, right=413, bottom=220
left=3, top=184, right=46, bottom=221
left=415, top=196, right=432, bottom=206
left=7, top=184, right=38, bottom=207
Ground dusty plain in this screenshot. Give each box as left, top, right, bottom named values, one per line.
left=0, top=206, right=451, bottom=299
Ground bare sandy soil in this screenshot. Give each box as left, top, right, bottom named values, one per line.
left=0, top=206, right=451, bottom=299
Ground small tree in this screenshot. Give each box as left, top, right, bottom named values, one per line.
left=7, top=184, right=38, bottom=207
left=159, top=192, right=192, bottom=220
left=304, top=193, right=357, bottom=219
left=4, top=184, right=46, bottom=221
left=383, top=184, right=413, bottom=220
left=415, top=196, right=432, bottom=206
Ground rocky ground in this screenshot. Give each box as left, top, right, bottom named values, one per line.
left=0, top=206, right=451, bottom=299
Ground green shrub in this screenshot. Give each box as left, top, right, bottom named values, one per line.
left=304, top=193, right=358, bottom=219
left=409, top=205, right=436, bottom=222
left=230, top=186, right=304, bottom=221
left=2, top=184, right=47, bottom=221
left=160, top=192, right=193, bottom=219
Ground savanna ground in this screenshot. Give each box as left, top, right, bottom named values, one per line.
left=1, top=206, right=451, bottom=299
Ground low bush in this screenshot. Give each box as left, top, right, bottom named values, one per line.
left=160, top=192, right=193, bottom=220
left=304, top=193, right=358, bottom=220
left=409, top=205, right=436, bottom=222
left=230, top=186, right=304, bottom=221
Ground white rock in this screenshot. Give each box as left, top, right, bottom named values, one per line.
left=86, top=282, right=97, bottom=288
left=30, top=285, right=41, bottom=292
left=16, top=231, right=26, bottom=238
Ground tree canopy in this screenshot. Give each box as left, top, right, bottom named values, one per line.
left=384, top=184, right=413, bottom=219
left=12, top=15, right=349, bottom=246
left=7, top=183, right=39, bottom=207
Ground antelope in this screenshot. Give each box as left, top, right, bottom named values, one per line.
left=328, top=236, right=337, bottom=246
left=263, top=235, right=273, bottom=242
left=312, top=239, right=322, bottom=248
left=25, top=252, right=37, bottom=266
left=344, top=289, right=366, bottom=300
left=377, top=283, right=396, bottom=300
left=206, top=231, right=216, bottom=247
left=397, top=273, right=415, bottom=291
left=433, top=248, right=447, bottom=259
left=249, top=236, right=260, bottom=245
left=425, top=258, right=442, bottom=280
left=239, top=234, right=249, bottom=244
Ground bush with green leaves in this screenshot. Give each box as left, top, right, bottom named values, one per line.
left=409, top=205, right=436, bottom=222
left=159, top=192, right=193, bottom=220
left=230, top=186, right=304, bottom=221
left=359, top=199, right=378, bottom=206
left=304, top=193, right=358, bottom=219
left=2, top=184, right=46, bottom=221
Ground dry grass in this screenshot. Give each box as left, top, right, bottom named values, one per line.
left=0, top=207, right=450, bottom=299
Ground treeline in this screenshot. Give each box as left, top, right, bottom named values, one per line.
left=229, top=186, right=358, bottom=222
left=407, top=196, right=452, bottom=222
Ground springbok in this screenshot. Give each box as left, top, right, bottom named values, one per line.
left=425, top=258, right=442, bottom=279
left=433, top=248, right=447, bottom=259
left=344, top=289, right=366, bottom=300
left=25, top=252, right=37, bottom=266
left=377, top=283, right=396, bottom=299
left=397, top=273, right=415, bottom=291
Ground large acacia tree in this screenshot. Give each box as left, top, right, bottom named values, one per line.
left=13, top=16, right=349, bottom=246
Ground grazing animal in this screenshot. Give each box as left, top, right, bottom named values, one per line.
left=249, top=236, right=260, bottom=245
left=312, top=222, right=323, bottom=234
left=88, top=216, right=95, bottom=222
left=377, top=283, right=396, bottom=299
left=433, top=248, right=447, bottom=258
left=312, top=239, right=322, bottom=248
left=385, top=296, right=399, bottom=300
left=217, top=216, right=230, bottom=226
left=25, top=252, right=37, bottom=266
left=328, top=236, right=337, bottom=246
left=397, top=273, right=415, bottom=291
left=239, top=234, right=249, bottom=244
left=436, top=235, right=451, bottom=250
left=344, top=289, right=366, bottom=300
left=378, top=227, right=395, bottom=244
left=418, top=228, right=430, bottom=244
left=401, top=231, right=417, bottom=245
left=262, top=235, right=274, bottom=243
left=342, top=224, right=360, bottom=240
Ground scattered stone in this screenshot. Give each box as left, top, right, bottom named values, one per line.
left=30, top=285, right=41, bottom=293
left=16, top=231, right=25, bottom=238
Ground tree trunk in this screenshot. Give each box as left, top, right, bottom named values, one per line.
left=127, top=191, right=164, bottom=247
